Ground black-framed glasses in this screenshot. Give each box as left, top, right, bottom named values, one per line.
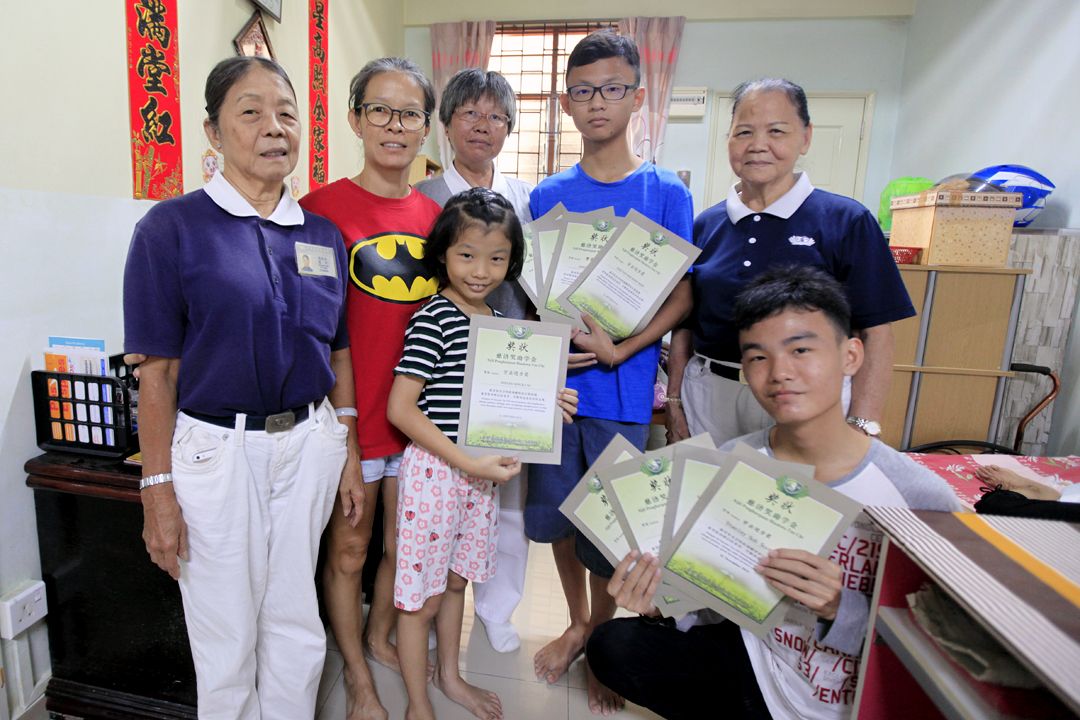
left=358, top=103, right=430, bottom=131
left=566, top=83, right=638, bottom=103
left=454, top=109, right=511, bottom=129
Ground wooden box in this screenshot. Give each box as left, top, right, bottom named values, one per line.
left=889, top=190, right=1021, bottom=266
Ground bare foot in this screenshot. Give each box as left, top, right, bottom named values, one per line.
left=586, top=660, right=625, bottom=716
left=433, top=667, right=503, bottom=720
left=404, top=701, right=436, bottom=720
left=534, top=624, right=586, bottom=684
left=364, top=638, right=402, bottom=673
left=976, top=465, right=1062, bottom=501
left=343, top=665, right=389, bottom=720
left=366, top=640, right=436, bottom=681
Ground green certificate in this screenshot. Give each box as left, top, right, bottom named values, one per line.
left=557, top=210, right=701, bottom=339
left=518, top=203, right=565, bottom=306
left=597, top=435, right=717, bottom=615
left=457, top=316, right=571, bottom=464
left=538, top=210, right=621, bottom=323
left=662, top=444, right=862, bottom=637
left=558, top=434, right=641, bottom=567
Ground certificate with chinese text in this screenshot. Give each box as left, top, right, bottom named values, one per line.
left=519, top=203, right=566, bottom=306
left=557, top=210, right=701, bottom=339
left=457, top=316, right=571, bottom=464
left=597, top=435, right=717, bottom=615
left=661, top=444, right=861, bottom=637
left=538, top=210, right=621, bottom=323
left=558, top=434, right=641, bottom=567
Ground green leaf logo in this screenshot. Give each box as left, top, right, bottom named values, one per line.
left=651, top=231, right=668, bottom=246
left=506, top=325, right=533, bottom=340
left=587, top=474, right=603, bottom=493
left=642, top=456, right=670, bottom=475
left=594, top=219, right=613, bottom=232
left=777, top=476, right=808, bottom=499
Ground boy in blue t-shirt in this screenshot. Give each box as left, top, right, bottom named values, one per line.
left=525, top=30, right=694, bottom=714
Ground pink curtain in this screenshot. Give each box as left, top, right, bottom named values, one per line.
left=618, top=17, right=685, bottom=163
left=429, top=21, right=497, bottom=164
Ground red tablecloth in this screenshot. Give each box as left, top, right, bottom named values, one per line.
left=908, top=453, right=1080, bottom=508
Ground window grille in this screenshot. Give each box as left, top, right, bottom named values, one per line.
left=488, top=20, right=618, bottom=185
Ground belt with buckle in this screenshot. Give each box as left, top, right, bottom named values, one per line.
left=182, top=405, right=310, bottom=433
left=697, top=355, right=741, bottom=382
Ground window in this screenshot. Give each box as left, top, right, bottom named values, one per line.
left=488, top=21, right=617, bottom=185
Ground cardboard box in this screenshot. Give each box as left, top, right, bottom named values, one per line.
left=889, top=190, right=1021, bottom=266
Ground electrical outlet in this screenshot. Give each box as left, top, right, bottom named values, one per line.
left=0, top=581, right=48, bottom=639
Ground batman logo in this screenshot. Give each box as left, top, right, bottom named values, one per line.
left=349, top=232, right=439, bottom=303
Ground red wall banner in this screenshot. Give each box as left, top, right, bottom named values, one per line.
left=125, top=0, right=183, bottom=200
left=309, top=0, right=329, bottom=190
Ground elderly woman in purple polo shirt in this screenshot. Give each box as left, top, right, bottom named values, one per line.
left=122, top=57, right=363, bottom=720
left=665, top=77, right=914, bottom=449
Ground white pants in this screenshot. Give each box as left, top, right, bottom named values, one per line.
left=682, top=356, right=851, bottom=446
left=472, top=466, right=529, bottom=624
left=171, top=400, right=346, bottom=720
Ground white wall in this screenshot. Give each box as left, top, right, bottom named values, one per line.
left=665, top=18, right=908, bottom=215
left=0, top=1, right=403, bottom=707
left=893, top=0, right=1080, bottom=453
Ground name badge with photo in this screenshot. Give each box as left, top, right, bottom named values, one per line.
left=295, top=242, right=337, bottom=278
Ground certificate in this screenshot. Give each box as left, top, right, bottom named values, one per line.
left=538, top=210, right=622, bottom=324
left=661, top=443, right=862, bottom=637
left=457, top=316, right=571, bottom=464
left=518, top=203, right=566, bottom=306
left=557, top=210, right=701, bottom=339
left=597, top=434, right=717, bottom=615
left=558, top=434, right=641, bottom=567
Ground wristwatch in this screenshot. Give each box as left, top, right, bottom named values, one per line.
left=846, top=416, right=882, bottom=437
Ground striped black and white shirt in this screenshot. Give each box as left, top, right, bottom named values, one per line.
left=394, top=294, right=499, bottom=442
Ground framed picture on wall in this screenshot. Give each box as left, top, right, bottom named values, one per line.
left=233, top=11, right=276, bottom=60
left=250, top=0, right=282, bottom=23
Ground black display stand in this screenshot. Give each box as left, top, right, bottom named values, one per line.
left=26, top=453, right=196, bottom=720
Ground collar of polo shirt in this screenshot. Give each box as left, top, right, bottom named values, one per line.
left=726, top=171, right=815, bottom=224
left=203, top=171, right=305, bottom=226
left=443, top=156, right=514, bottom=201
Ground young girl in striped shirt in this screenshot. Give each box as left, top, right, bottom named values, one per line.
left=387, top=188, right=578, bottom=720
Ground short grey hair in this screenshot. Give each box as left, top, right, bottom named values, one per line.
left=348, top=57, right=435, bottom=115
left=731, top=78, right=810, bottom=127
left=439, top=68, right=518, bottom=133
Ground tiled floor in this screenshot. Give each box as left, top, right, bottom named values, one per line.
left=314, top=542, right=662, bottom=719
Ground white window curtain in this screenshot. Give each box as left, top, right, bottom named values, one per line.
left=429, top=21, right=497, bottom=165
left=618, top=17, right=685, bottom=164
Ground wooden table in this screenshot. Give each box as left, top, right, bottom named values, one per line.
left=26, top=453, right=196, bottom=719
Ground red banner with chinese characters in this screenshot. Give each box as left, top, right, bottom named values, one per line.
left=125, top=0, right=183, bottom=200
left=309, top=0, right=329, bottom=190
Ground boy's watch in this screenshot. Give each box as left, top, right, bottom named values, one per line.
left=847, top=416, right=882, bottom=437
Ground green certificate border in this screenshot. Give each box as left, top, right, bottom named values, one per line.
left=537, top=209, right=622, bottom=325
left=518, top=202, right=565, bottom=306
left=557, top=434, right=641, bottom=567
left=556, top=209, right=702, bottom=339
left=661, top=442, right=863, bottom=637
left=457, top=315, right=570, bottom=464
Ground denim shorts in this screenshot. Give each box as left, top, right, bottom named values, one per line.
left=525, top=417, right=649, bottom=576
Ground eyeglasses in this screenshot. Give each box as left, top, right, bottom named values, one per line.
left=565, top=83, right=638, bottom=103
left=454, top=109, right=511, bottom=129
left=358, top=103, right=430, bottom=131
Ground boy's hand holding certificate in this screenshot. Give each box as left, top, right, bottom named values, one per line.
left=457, top=316, right=571, bottom=465
left=525, top=206, right=700, bottom=341
left=560, top=439, right=863, bottom=636
left=557, top=210, right=701, bottom=340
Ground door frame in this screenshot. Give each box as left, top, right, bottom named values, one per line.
left=704, top=90, right=876, bottom=208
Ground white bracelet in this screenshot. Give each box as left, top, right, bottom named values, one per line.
left=334, top=407, right=358, bottom=418
left=139, top=472, right=173, bottom=490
